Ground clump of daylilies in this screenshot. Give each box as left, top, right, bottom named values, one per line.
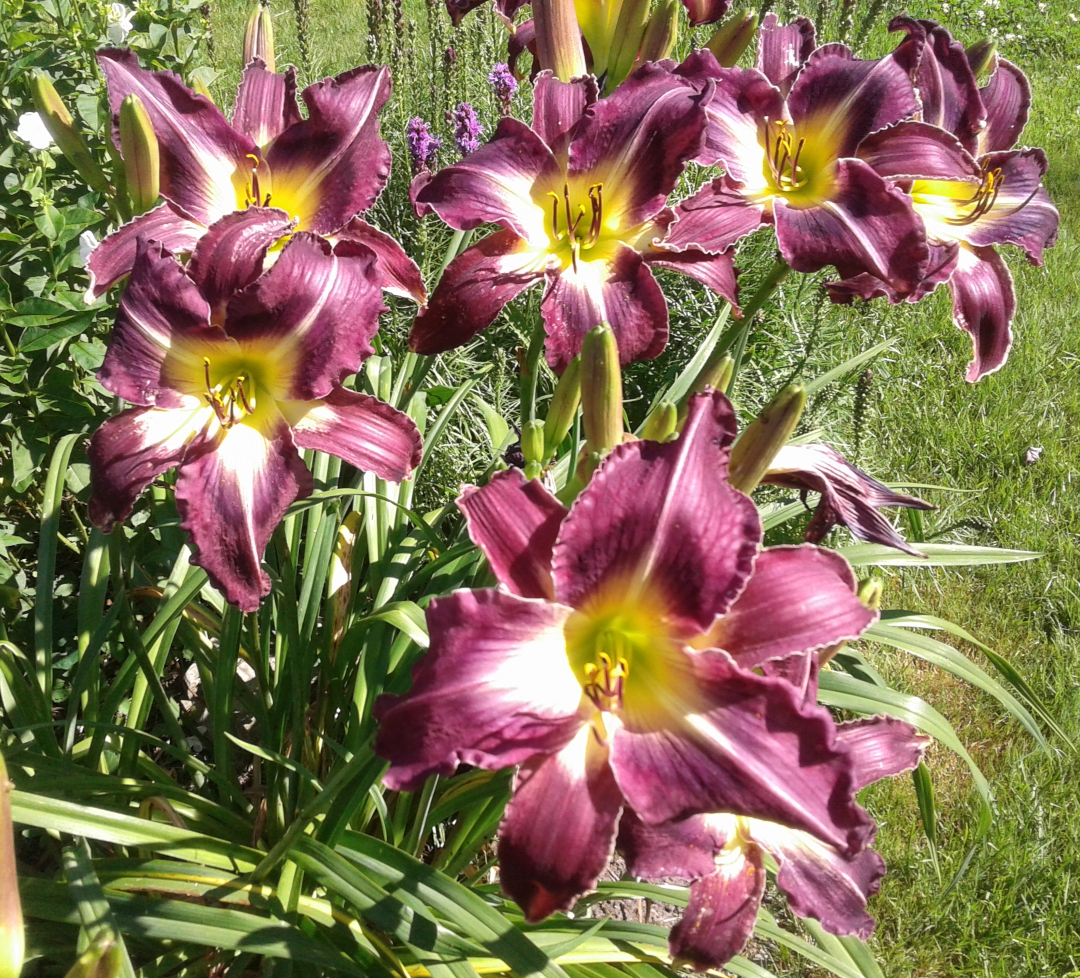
left=30, top=0, right=1057, bottom=970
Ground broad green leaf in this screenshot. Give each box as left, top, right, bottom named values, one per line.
left=837, top=542, right=1040, bottom=567
left=802, top=339, right=894, bottom=396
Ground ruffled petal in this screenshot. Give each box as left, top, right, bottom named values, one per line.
left=755, top=13, right=815, bottom=98
left=186, top=206, right=295, bottom=319
left=826, top=240, right=959, bottom=306
left=412, top=118, right=558, bottom=244
left=567, top=64, right=706, bottom=229
left=913, top=20, right=985, bottom=155
left=642, top=245, right=740, bottom=309
left=374, top=589, right=586, bottom=791
left=835, top=716, right=928, bottom=791
left=532, top=71, right=598, bottom=157
left=87, top=405, right=213, bottom=532
left=333, top=217, right=427, bottom=304
left=762, top=443, right=933, bottom=555
left=498, top=724, right=623, bottom=921
left=700, top=545, right=876, bottom=669
left=408, top=229, right=547, bottom=356
left=98, top=48, right=255, bottom=225
left=85, top=202, right=204, bottom=301
left=540, top=244, right=669, bottom=374
left=231, top=60, right=303, bottom=149
left=857, top=120, right=978, bottom=182
left=977, top=58, right=1029, bottom=154
left=660, top=175, right=769, bottom=253
left=774, top=158, right=928, bottom=296
left=457, top=468, right=568, bottom=600
left=552, top=390, right=759, bottom=634
left=284, top=387, right=422, bottom=482
left=223, top=232, right=386, bottom=400
left=949, top=243, right=1015, bottom=382
left=175, top=409, right=313, bottom=611
left=263, top=65, right=392, bottom=233
left=618, top=807, right=729, bottom=880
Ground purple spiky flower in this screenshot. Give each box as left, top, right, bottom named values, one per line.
left=488, top=62, right=518, bottom=114
left=406, top=116, right=441, bottom=175
left=450, top=102, right=483, bottom=156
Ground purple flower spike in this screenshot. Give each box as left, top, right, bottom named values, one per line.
left=450, top=102, right=484, bottom=156
left=406, top=116, right=442, bottom=175
left=375, top=389, right=887, bottom=923
left=489, top=62, right=518, bottom=114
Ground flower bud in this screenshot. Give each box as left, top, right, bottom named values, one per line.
left=580, top=323, right=623, bottom=469
left=543, top=355, right=581, bottom=459
left=62, top=934, right=122, bottom=978
left=641, top=400, right=678, bottom=442
left=705, top=10, right=758, bottom=67
left=964, top=38, right=996, bottom=84
left=0, top=751, right=23, bottom=978
left=119, top=94, right=160, bottom=215
left=521, top=420, right=546, bottom=470
left=857, top=577, right=883, bottom=611
left=692, top=353, right=735, bottom=397
left=243, top=4, right=276, bottom=72
left=683, top=0, right=734, bottom=26
left=606, top=0, right=651, bottom=91
left=28, top=72, right=110, bottom=193
left=191, top=75, right=215, bottom=103
left=533, top=0, right=587, bottom=80
left=636, top=0, right=679, bottom=66
left=727, top=383, right=806, bottom=494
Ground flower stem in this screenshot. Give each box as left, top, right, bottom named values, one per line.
left=519, top=317, right=547, bottom=425
left=714, top=256, right=790, bottom=396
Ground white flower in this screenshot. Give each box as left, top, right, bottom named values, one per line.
left=1069, top=11, right=1078, bottom=20
left=106, top=3, right=134, bottom=43
left=15, top=111, right=54, bottom=150
left=78, top=231, right=99, bottom=267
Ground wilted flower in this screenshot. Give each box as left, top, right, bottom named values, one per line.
left=449, top=102, right=483, bottom=156
left=488, top=62, right=518, bottom=113
left=106, top=3, right=135, bottom=44
left=376, top=390, right=884, bottom=920
left=15, top=111, right=53, bottom=150
left=406, top=117, right=441, bottom=175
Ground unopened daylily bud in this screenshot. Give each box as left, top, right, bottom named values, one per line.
left=705, top=10, right=758, bottom=67
left=119, top=94, right=159, bottom=215
left=692, top=353, right=735, bottom=397
left=606, top=0, right=651, bottom=91
left=243, top=4, right=276, bottom=72
left=636, top=0, right=679, bottom=66
left=543, top=355, right=581, bottom=458
left=857, top=577, right=883, bottom=611
left=28, top=72, right=110, bottom=193
left=63, top=934, right=122, bottom=978
left=191, top=75, right=215, bottom=102
left=0, top=751, right=23, bottom=978
left=328, top=511, right=362, bottom=657
left=727, top=383, right=806, bottom=494
left=580, top=324, right=623, bottom=467
left=521, top=420, right=546, bottom=470
left=533, top=0, right=587, bottom=80
left=965, top=38, right=996, bottom=83
left=641, top=400, right=678, bottom=442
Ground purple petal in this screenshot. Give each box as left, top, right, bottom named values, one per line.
left=508, top=19, right=537, bottom=79
left=265, top=65, right=392, bottom=233
left=643, top=245, right=740, bottom=310
left=224, top=232, right=386, bottom=400
left=679, top=0, right=731, bottom=26
left=700, top=545, right=876, bottom=669
left=618, top=808, right=728, bottom=880
left=88, top=405, right=211, bottom=532
left=285, top=388, right=422, bottom=482
left=760, top=651, right=818, bottom=707
left=98, top=48, right=256, bottom=226
left=661, top=175, right=769, bottom=253
left=567, top=63, right=706, bottom=229
left=412, top=118, right=558, bottom=243
left=540, top=244, right=669, bottom=374
left=786, top=24, right=923, bottom=158
left=333, top=218, right=427, bottom=304
left=826, top=240, right=959, bottom=307
left=755, top=13, right=815, bottom=98
left=85, top=202, right=204, bottom=301
left=552, top=389, right=759, bottom=635
left=835, top=716, right=928, bottom=791
left=444, top=0, right=487, bottom=26
left=608, top=649, right=874, bottom=853
left=914, top=20, right=985, bottom=155
left=98, top=238, right=221, bottom=409
left=857, top=120, right=979, bottom=182
left=231, top=60, right=303, bottom=149
left=176, top=411, right=313, bottom=611
left=670, top=845, right=764, bottom=971
left=185, top=207, right=295, bottom=319
left=375, top=589, right=585, bottom=791
left=762, top=443, right=933, bottom=555
left=457, top=468, right=568, bottom=600
left=408, top=229, right=546, bottom=356
left=532, top=71, right=598, bottom=156
left=774, top=158, right=928, bottom=296
left=978, top=58, right=1030, bottom=154
left=498, top=724, right=623, bottom=922
left=949, top=244, right=1015, bottom=382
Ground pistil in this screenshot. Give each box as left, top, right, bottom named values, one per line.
left=546, top=182, right=606, bottom=271
left=203, top=357, right=257, bottom=428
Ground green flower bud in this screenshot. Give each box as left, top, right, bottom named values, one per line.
left=521, top=419, right=546, bottom=469
left=857, top=577, right=883, bottom=611
left=636, top=0, right=679, bottom=65
left=606, top=0, right=651, bottom=91
left=119, top=95, right=160, bottom=216
left=580, top=323, right=623, bottom=471
left=0, top=751, right=23, bottom=978
left=542, top=355, right=581, bottom=459
left=62, top=934, right=122, bottom=978
left=705, top=10, right=758, bottom=67
left=727, top=383, right=806, bottom=494
left=243, top=4, right=276, bottom=72
left=641, top=400, right=678, bottom=442
left=28, top=72, right=110, bottom=194
left=533, top=0, right=587, bottom=81
left=965, top=38, right=996, bottom=84
left=191, top=75, right=215, bottom=103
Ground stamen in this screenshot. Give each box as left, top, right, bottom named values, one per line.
left=547, top=190, right=562, bottom=238
left=563, top=183, right=574, bottom=241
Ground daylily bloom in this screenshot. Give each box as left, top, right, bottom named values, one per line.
left=15, top=111, right=53, bottom=150
left=830, top=21, right=1058, bottom=381
left=762, top=443, right=933, bottom=555
left=410, top=67, right=738, bottom=372
left=619, top=705, right=927, bottom=971
left=660, top=16, right=931, bottom=297
left=87, top=232, right=422, bottom=611
left=376, top=389, right=885, bottom=920
left=86, top=49, right=424, bottom=307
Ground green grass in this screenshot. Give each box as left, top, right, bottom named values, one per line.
left=202, top=1, right=1080, bottom=973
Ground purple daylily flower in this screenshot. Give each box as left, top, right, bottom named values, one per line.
left=408, top=66, right=739, bottom=373
left=445, top=0, right=528, bottom=28
left=375, top=389, right=885, bottom=921
left=619, top=704, right=927, bottom=971
left=87, top=232, right=422, bottom=612
left=830, top=21, right=1059, bottom=381
left=86, top=49, right=425, bottom=307
left=661, top=16, right=931, bottom=298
